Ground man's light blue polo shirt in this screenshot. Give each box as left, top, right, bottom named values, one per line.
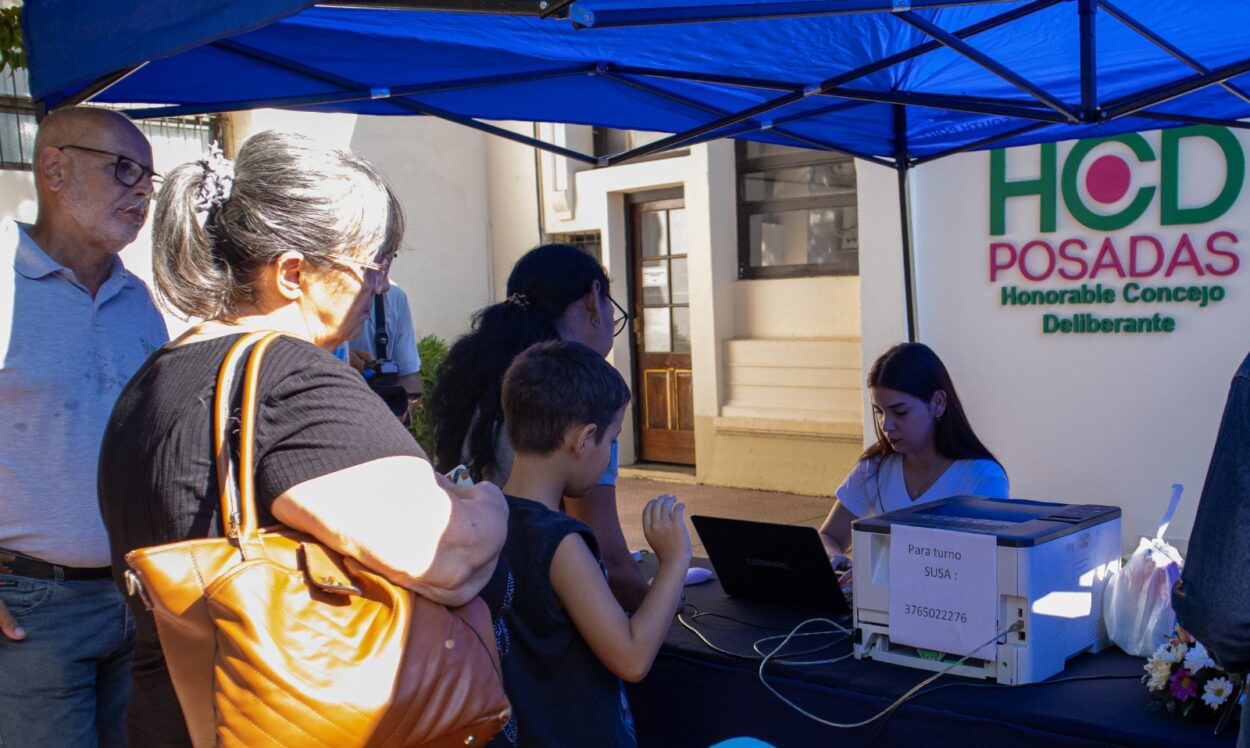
left=0, top=218, right=168, bottom=567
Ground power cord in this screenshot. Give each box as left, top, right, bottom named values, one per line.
left=754, top=620, right=1026, bottom=729
left=676, top=605, right=852, bottom=663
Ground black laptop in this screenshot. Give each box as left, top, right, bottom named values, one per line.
left=691, top=515, right=851, bottom=614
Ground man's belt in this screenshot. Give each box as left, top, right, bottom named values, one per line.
left=0, top=552, right=112, bottom=580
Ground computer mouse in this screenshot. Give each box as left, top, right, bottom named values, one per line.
left=685, top=567, right=714, bottom=585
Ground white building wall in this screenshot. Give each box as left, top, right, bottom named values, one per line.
left=870, top=128, right=1250, bottom=550
left=229, top=110, right=494, bottom=345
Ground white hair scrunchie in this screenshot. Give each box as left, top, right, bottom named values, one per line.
left=194, top=141, right=235, bottom=213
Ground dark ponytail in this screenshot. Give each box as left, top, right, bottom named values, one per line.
left=428, top=244, right=610, bottom=477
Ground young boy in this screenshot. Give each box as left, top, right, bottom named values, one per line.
left=483, top=340, right=691, bottom=747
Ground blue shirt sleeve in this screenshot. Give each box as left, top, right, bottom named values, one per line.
left=596, top=440, right=619, bottom=486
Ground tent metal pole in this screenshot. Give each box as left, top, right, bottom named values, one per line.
left=319, top=1, right=551, bottom=14
left=598, top=70, right=831, bottom=150
left=1099, top=0, right=1250, bottom=107
left=608, top=66, right=1072, bottom=121
left=43, top=64, right=146, bottom=118
left=125, top=64, right=592, bottom=119
left=600, top=0, right=1062, bottom=163
left=894, top=105, right=918, bottom=344
left=567, top=0, right=1020, bottom=28
left=910, top=122, right=1053, bottom=167
left=1102, top=56, right=1250, bottom=120
left=539, top=0, right=576, bottom=19
left=1133, top=112, right=1250, bottom=130
left=1079, top=0, right=1097, bottom=121
left=598, top=71, right=894, bottom=165
left=209, top=40, right=599, bottom=163
left=895, top=11, right=1079, bottom=122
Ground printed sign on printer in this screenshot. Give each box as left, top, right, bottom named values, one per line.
left=889, top=524, right=998, bottom=659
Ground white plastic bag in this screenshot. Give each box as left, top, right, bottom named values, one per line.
left=1103, top=484, right=1185, bottom=657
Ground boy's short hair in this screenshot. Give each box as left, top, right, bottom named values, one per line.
left=502, top=341, right=631, bottom=455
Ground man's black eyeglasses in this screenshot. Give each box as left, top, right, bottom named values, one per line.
left=609, top=295, right=630, bottom=338
left=58, top=145, right=162, bottom=188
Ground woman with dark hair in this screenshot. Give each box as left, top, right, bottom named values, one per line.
left=428, top=243, right=649, bottom=610
left=818, top=342, right=1008, bottom=568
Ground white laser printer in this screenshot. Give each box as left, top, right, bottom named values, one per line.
left=852, top=497, right=1121, bottom=685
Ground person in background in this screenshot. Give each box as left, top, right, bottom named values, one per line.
left=1173, top=349, right=1250, bottom=746
left=818, top=342, right=1008, bottom=570
left=349, top=283, right=424, bottom=418
left=428, top=244, right=649, bottom=611
left=0, top=106, right=168, bottom=747
left=484, top=340, right=690, bottom=747
left=97, top=131, right=507, bottom=746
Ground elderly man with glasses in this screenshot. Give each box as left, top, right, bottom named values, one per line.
left=0, top=106, right=168, bottom=746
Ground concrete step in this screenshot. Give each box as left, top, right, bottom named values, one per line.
left=719, top=404, right=863, bottom=424
left=724, top=383, right=861, bottom=412
left=726, top=364, right=861, bottom=389
left=724, top=337, right=861, bottom=369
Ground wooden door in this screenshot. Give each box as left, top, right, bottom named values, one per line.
left=630, top=198, right=694, bottom=465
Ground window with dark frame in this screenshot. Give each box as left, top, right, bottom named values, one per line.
left=736, top=140, right=859, bottom=280
left=0, top=66, right=37, bottom=169
left=546, top=230, right=603, bottom=264
left=0, top=66, right=220, bottom=172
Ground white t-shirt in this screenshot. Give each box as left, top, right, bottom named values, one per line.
left=835, top=453, right=1009, bottom=518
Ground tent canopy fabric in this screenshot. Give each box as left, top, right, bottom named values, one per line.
left=22, top=1, right=1250, bottom=167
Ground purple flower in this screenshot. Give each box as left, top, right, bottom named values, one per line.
left=1170, top=668, right=1199, bottom=702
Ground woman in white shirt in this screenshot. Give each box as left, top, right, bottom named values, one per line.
left=819, top=343, right=1007, bottom=568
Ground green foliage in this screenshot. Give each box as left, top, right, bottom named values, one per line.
left=0, top=6, right=25, bottom=72
left=408, top=334, right=450, bottom=455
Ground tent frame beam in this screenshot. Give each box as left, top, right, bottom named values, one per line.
left=894, top=10, right=1079, bottom=122
left=601, top=0, right=1063, bottom=165
left=596, top=71, right=894, bottom=165
left=567, top=0, right=1022, bottom=28
left=319, top=1, right=560, bottom=15
left=1103, top=55, right=1250, bottom=120
left=123, top=62, right=593, bottom=119
left=1099, top=0, right=1250, bottom=108
left=203, top=39, right=601, bottom=164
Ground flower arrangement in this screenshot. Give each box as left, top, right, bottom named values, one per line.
left=1144, top=626, right=1242, bottom=722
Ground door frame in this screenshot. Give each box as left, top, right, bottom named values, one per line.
left=625, top=189, right=693, bottom=465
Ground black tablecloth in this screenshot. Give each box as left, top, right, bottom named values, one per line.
left=627, top=559, right=1235, bottom=747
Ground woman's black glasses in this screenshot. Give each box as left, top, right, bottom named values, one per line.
left=59, top=144, right=162, bottom=188
left=610, top=295, right=630, bottom=338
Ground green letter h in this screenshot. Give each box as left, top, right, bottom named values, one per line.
left=990, top=143, right=1056, bottom=236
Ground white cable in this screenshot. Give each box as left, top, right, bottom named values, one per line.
left=751, top=618, right=855, bottom=665
left=756, top=619, right=1024, bottom=729
left=676, top=610, right=850, bottom=664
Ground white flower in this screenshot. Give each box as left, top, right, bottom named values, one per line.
left=1203, top=676, right=1233, bottom=709
left=1161, top=642, right=1188, bottom=664
left=1144, top=658, right=1172, bottom=691
left=1184, top=642, right=1215, bottom=673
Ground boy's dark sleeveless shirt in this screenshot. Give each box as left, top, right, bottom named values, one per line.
left=481, top=495, right=636, bottom=748
left=98, top=333, right=421, bottom=745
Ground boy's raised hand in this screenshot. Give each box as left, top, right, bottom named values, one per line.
left=642, top=494, right=691, bottom=564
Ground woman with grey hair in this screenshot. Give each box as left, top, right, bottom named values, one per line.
left=97, top=130, right=508, bottom=746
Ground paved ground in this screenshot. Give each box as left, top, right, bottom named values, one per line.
left=612, top=474, right=835, bottom=557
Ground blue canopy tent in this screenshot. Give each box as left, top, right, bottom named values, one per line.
left=21, top=0, right=1250, bottom=336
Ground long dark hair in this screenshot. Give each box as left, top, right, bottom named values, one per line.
left=428, top=244, right=610, bottom=477
left=861, top=343, right=1000, bottom=466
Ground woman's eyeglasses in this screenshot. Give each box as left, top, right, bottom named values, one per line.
left=609, top=295, right=630, bottom=338
left=58, top=144, right=162, bottom=188
left=325, top=252, right=395, bottom=282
